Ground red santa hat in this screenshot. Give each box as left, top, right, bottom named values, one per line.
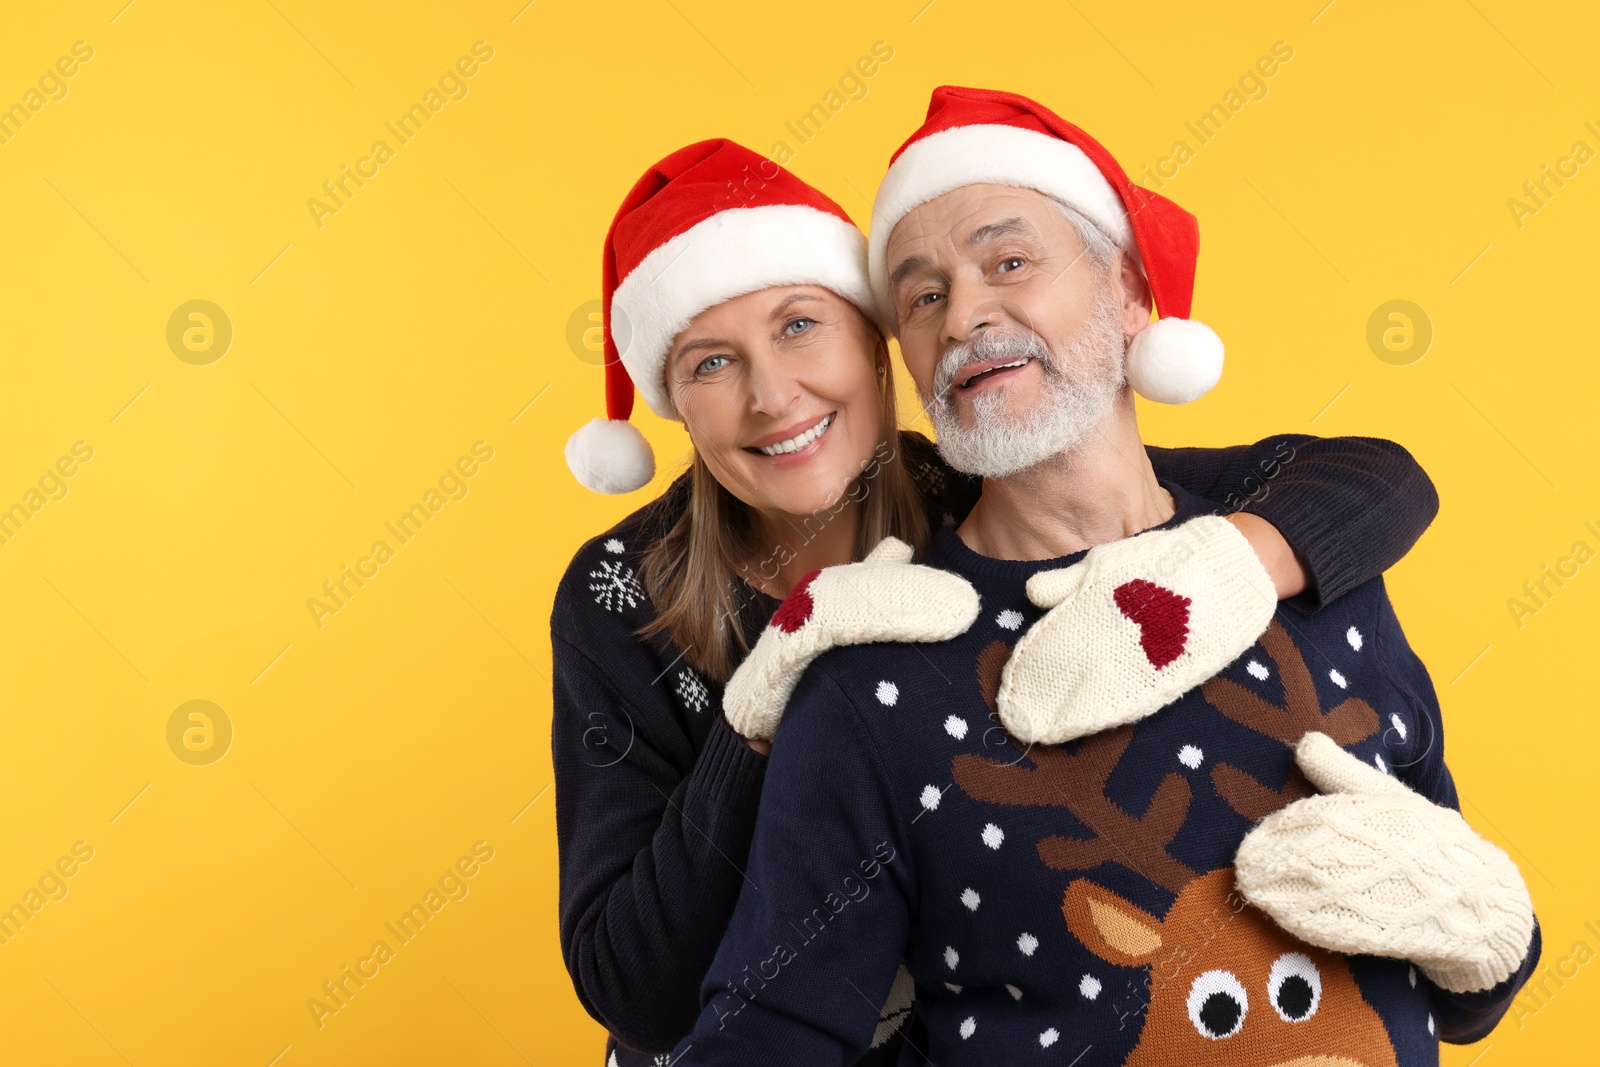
left=565, top=139, right=886, bottom=494
left=869, top=86, right=1223, bottom=405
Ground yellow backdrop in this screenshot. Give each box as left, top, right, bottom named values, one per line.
left=1, top=0, right=1594, bottom=1063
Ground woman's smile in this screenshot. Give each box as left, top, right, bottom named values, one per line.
left=747, top=412, right=836, bottom=460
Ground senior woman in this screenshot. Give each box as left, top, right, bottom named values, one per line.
left=552, top=139, right=1438, bottom=1066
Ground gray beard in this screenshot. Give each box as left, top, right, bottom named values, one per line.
left=926, top=277, right=1127, bottom=479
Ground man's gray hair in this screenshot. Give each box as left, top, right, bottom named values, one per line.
left=1047, top=196, right=1120, bottom=275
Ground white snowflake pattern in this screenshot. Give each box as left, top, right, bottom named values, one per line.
left=676, top=669, right=709, bottom=714
left=981, top=823, right=1005, bottom=849
left=960, top=887, right=981, bottom=911
left=944, top=946, right=960, bottom=970
left=1246, top=659, right=1270, bottom=681
left=876, top=681, right=900, bottom=706
left=1178, top=744, right=1204, bottom=769
left=604, top=538, right=626, bottom=554
left=1005, top=984, right=1023, bottom=1001
left=1079, top=974, right=1102, bottom=999
left=996, top=609, right=1024, bottom=631
left=1329, top=668, right=1348, bottom=689
left=1390, top=713, right=1408, bottom=741
left=1347, top=625, right=1363, bottom=651
left=1040, top=1028, right=1060, bottom=1048
left=945, top=715, right=968, bottom=740
left=959, top=1016, right=976, bottom=1039
left=1375, top=752, right=1389, bottom=774
left=1017, top=932, right=1038, bottom=956
left=916, top=460, right=947, bottom=499
left=920, top=785, right=944, bottom=811
left=944, top=982, right=963, bottom=993
left=588, top=560, right=644, bottom=612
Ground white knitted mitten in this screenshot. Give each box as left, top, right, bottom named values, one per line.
left=723, top=537, right=981, bottom=742
left=996, top=514, right=1276, bottom=745
left=1235, top=731, right=1536, bottom=994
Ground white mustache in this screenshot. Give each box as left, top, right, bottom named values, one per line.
left=934, top=330, right=1054, bottom=399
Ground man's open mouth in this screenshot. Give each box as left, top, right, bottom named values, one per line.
left=956, top=356, right=1035, bottom=390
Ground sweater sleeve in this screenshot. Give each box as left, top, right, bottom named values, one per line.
left=554, top=634, right=770, bottom=1054
left=1372, top=592, right=1542, bottom=1043
left=674, top=668, right=915, bottom=1066
left=1146, top=434, right=1439, bottom=607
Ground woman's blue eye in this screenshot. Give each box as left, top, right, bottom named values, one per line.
left=782, top=317, right=816, bottom=336
left=696, top=354, right=729, bottom=375
left=998, top=257, right=1025, bottom=273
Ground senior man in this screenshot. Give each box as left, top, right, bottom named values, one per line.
left=671, top=86, right=1539, bottom=1066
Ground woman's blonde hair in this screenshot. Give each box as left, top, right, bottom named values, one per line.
left=638, top=331, right=929, bottom=685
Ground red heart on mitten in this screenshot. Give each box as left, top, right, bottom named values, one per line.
left=771, top=570, right=821, bottom=633
left=1113, top=579, right=1191, bottom=669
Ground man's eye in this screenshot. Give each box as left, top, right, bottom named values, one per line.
left=696, top=354, right=730, bottom=375
left=911, top=292, right=942, bottom=309
left=782, top=317, right=815, bottom=336
left=997, top=257, right=1026, bottom=273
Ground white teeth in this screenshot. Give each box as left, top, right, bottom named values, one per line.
left=757, top=414, right=832, bottom=456
left=961, top=358, right=1030, bottom=388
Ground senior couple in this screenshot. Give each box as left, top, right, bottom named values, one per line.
left=552, top=86, right=1539, bottom=1066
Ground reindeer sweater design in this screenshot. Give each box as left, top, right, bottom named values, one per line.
left=676, top=486, right=1539, bottom=1067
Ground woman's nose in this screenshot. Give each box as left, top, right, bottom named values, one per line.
left=744, top=353, right=804, bottom=417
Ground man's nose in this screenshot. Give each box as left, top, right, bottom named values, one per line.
left=942, top=274, right=1003, bottom=348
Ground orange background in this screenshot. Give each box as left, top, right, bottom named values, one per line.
left=0, top=0, right=1594, bottom=1063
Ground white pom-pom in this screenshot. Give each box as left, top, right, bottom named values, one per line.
left=1126, top=317, right=1224, bottom=404
left=565, top=418, right=655, bottom=494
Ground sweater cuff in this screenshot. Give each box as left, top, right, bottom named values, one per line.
left=681, top=714, right=769, bottom=841
left=1245, top=498, right=1353, bottom=609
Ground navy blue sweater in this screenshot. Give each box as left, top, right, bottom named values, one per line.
left=553, top=433, right=1442, bottom=1064
left=673, top=483, right=1538, bottom=1066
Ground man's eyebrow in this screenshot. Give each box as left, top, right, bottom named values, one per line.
left=966, top=216, right=1033, bottom=246
left=889, top=253, right=933, bottom=292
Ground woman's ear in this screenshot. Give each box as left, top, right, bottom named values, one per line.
left=1114, top=250, right=1154, bottom=342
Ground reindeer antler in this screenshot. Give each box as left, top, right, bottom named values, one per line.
left=953, top=728, right=1198, bottom=895
left=1204, top=620, right=1378, bottom=823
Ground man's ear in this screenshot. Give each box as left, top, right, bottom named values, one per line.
left=1114, top=249, right=1154, bottom=342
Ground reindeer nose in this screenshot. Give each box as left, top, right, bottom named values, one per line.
left=1269, top=1057, right=1371, bottom=1067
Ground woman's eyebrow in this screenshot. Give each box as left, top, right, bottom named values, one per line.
left=768, top=292, right=825, bottom=320
left=674, top=336, right=732, bottom=361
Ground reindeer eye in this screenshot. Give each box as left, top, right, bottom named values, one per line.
left=1268, top=952, right=1322, bottom=1022
left=1187, top=970, right=1248, bottom=1039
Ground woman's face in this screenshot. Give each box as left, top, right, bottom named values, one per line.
left=665, top=284, right=885, bottom=521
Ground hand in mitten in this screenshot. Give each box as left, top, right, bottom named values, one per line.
left=1235, top=731, right=1536, bottom=994
left=723, top=537, right=981, bottom=742
left=996, top=514, right=1277, bottom=745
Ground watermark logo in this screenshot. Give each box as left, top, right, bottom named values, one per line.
left=167, top=700, right=232, bottom=766
left=1366, top=300, right=1431, bottom=366
left=566, top=300, right=631, bottom=366
left=166, top=300, right=232, bottom=365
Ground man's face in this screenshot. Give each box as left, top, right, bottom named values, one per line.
left=885, top=184, right=1148, bottom=476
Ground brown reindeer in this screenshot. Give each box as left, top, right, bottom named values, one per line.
left=951, top=628, right=1402, bottom=1067
left=1064, top=868, right=1398, bottom=1067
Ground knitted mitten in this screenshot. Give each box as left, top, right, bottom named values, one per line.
left=723, top=537, right=981, bottom=742
left=1235, top=731, right=1536, bottom=994
left=996, top=514, right=1277, bottom=745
